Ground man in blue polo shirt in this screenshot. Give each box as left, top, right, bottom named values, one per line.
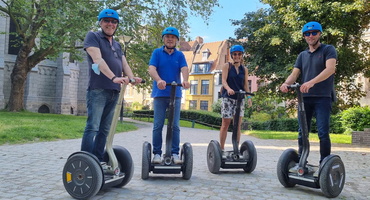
left=280, top=21, right=337, bottom=165
left=148, top=27, right=190, bottom=164
left=81, top=8, right=141, bottom=165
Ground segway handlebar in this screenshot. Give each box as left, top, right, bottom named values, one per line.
left=287, top=83, right=300, bottom=89
left=165, top=82, right=183, bottom=87
left=234, top=90, right=255, bottom=97
left=129, top=79, right=146, bottom=83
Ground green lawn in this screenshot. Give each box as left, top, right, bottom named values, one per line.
left=245, top=130, right=352, bottom=144
left=0, top=111, right=137, bottom=145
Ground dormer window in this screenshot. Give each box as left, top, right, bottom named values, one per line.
left=202, top=49, right=210, bottom=61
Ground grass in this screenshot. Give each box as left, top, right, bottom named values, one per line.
left=245, top=130, right=352, bottom=144
left=0, top=110, right=137, bottom=145
left=0, top=110, right=352, bottom=145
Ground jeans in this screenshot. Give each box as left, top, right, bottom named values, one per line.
left=152, top=97, right=181, bottom=155
left=81, top=89, right=119, bottom=161
left=298, top=97, right=332, bottom=163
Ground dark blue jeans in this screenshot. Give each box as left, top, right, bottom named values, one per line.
left=81, top=89, right=119, bottom=161
left=298, top=97, right=332, bottom=163
left=152, top=97, right=181, bottom=155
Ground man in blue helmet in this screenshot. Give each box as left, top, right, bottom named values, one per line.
left=280, top=21, right=337, bottom=167
left=148, top=27, right=190, bottom=164
left=219, top=45, right=252, bottom=155
left=81, top=8, right=142, bottom=165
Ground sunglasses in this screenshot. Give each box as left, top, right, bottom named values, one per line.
left=232, top=53, right=243, bottom=56
left=111, top=46, right=118, bottom=58
left=103, top=19, right=118, bottom=24
left=304, top=31, right=319, bottom=37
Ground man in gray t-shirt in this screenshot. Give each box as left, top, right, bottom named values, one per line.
left=280, top=21, right=337, bottom=164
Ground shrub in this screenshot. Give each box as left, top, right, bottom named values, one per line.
left=340, top=106, right=370, bottom=133
left=250, top=112, right=271, bottom=122
left=211, top=99, right=222, bottom=113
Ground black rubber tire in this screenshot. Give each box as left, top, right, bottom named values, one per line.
left=319, top=156, right=346, bottom=198
left=206, top=140, right=222, bottom=174
left=62, top=152, right=103, bottom=200
left=240, top=140, right=257, bottom=173
left=108, top=145, right=134, bottom=188
left=277, top=148, right=299, bottom=187
left=181, top=142, right=193, bottom=180
left=141, top=141, right=151, bottom=180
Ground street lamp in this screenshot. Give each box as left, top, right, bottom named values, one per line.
left=118, top=35, right=133, bottom=123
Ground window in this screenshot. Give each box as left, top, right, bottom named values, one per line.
left=189, top=100, right=197, bottom=110
left=201, top=80, right=209, bottom=95
left=202, top=52, right=208, bottom=61
left=200, top=101, right=208, bottom=110
left=248, top=80, right=252, bottom=93
left=8, top=20, right=21, bottom=55
left=191, top=63, right=211, bottom=74
left=190, top=80, right=198, bottom=95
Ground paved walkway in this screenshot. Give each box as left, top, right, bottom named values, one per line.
left=0, top=118, right=369, bottom=200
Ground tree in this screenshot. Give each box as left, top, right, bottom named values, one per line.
left=231, top=0, right=370, bottom=112
left=0, top=0, right=220, bottom=112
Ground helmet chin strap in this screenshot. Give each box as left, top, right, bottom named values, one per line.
left=102, top=30, right=114, bottom=37
left=165, top=45, right=175, bottom=50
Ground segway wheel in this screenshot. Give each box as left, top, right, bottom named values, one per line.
left=277, top=148, right=299, bottom=187
left=103, top=145, right=134, bottom=188
left=141, top=141, right=152, bottom=180
left=207, top=140, right=222, bottom=174
left=319, top=156, right=345, bottom=198
left=62, top=152, right=103, bottom=200
left=240, top=140, right=257, bottom=173
left=181, top=142, right=193, bottom=180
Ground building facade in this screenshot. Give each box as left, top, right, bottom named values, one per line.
left=180, top=37, right=258, bottom=111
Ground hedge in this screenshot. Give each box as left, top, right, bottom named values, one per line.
left=132, top=110, right=344, bottom=134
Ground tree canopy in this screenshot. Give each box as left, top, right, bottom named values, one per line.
left=231, top=0, right=370, bottom=113
left=0, top=0, right=219, bottom=111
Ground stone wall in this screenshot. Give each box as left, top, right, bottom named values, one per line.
left=352, top=128, right=370, bottom=146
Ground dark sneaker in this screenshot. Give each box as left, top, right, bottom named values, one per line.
left=152, top=154, right=161, bottom=164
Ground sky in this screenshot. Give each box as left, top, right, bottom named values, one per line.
left=187, top=0, right=268, bottom=42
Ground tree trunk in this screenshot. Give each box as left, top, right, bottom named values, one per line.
left=7, top=49, right=32, bottom=112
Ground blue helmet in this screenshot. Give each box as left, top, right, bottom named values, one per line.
left=162, top=27, right=179, bottom=40
left=98, top=9, right=119, bottom=23
left=302, top=21, right=322, bottom=33
left=230, top=45, right=245, bottom=54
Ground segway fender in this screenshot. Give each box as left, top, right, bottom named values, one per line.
left=318, top=154, right=341, bottom=177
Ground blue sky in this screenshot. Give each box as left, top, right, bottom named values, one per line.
left=187, top=0, right=268, bottom=42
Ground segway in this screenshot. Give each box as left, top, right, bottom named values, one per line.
left=207, top=90, right=257, bottom=174
left=141, top=81, right=193, bottom=180
left=277, top=83, right=345, bottom=198
left=62, top=80, right=143, bottom=199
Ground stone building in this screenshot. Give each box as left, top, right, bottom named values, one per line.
left=0, top=15, right=89, bottom=115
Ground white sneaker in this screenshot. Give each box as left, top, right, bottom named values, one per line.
left=100, top=162, right=111, bottom=173
left=172, top=154, right=182, bottom=164
left=152, top=154, right=161, bottom=164
left=222, top=150, right=228, bottom=159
